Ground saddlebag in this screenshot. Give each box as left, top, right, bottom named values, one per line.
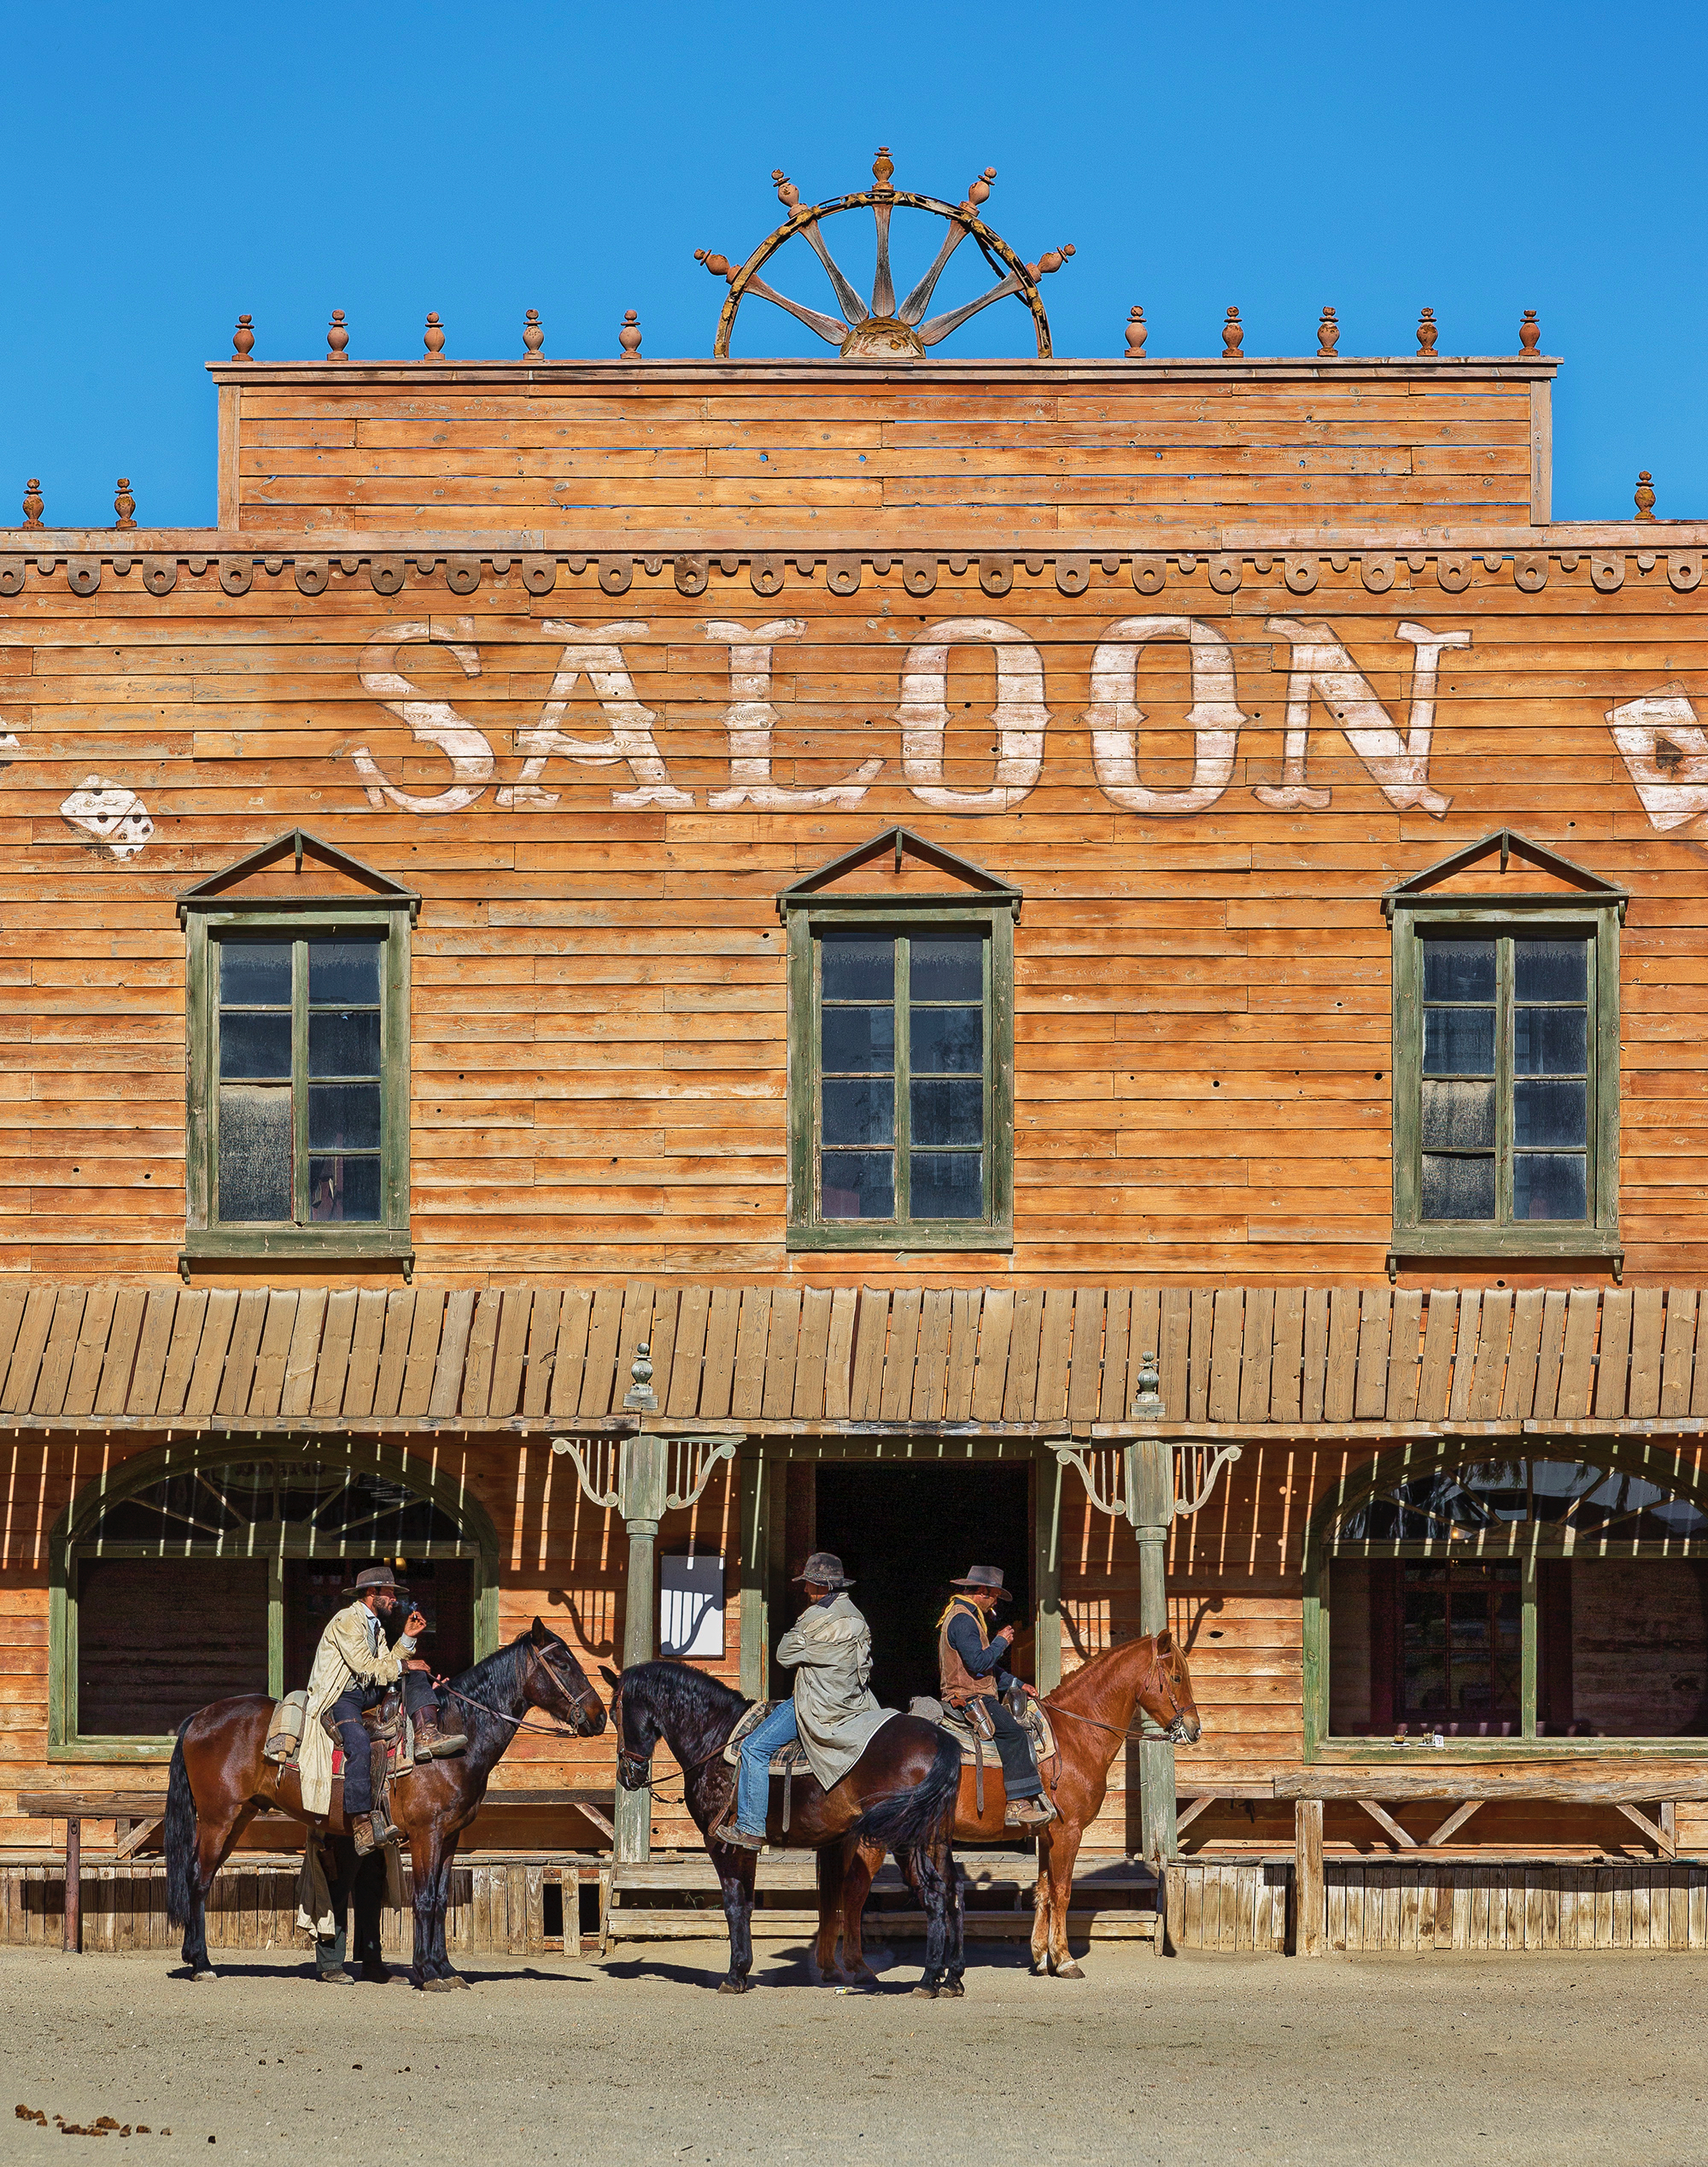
left=264, top=1689, right=307, bottom=1766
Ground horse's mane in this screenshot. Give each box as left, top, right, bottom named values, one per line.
left=447, top=1627, right=571, bottom=1715
left=623, top=1659, right=746, bottom=1765
left=1045, top=1629, right=1156, bottom=1707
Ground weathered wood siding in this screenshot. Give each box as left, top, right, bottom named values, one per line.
left=214, top=360, right=1549, bottom=540
left=2, top=539, right=1706, bottom=1284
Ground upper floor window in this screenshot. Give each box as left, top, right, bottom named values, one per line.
left=178, top=830, right=418, bottom=1272
left=782, top=829, right=1016, bottom=1251
left=1386, top=831, right=1623, bottom=1268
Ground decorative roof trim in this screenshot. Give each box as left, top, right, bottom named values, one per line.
left=177, top=827, right=422, bottom=920
left=779, top=826, right=1021, bottom=917
left=1383, top=828, right=1629, bottom=917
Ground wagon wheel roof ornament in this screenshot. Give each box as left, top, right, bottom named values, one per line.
left=695, top=146, right=1074, bottom=360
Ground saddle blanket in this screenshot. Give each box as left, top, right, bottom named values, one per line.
left=264, top=1690, right=419, bottom=1780
left=721, top=1701, right=814, bottom=1776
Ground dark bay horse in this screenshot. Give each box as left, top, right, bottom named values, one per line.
left=165, top=1619, right=605, bottom=1989
left=605, top=1661, right=963, bottom=1996
left=822, top=1628, right=1201, bottom=1983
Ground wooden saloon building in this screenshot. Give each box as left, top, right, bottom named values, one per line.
left=5, top=149, right=1708, bottom=1958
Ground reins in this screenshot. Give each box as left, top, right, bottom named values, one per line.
left=1046, top=1636, right=1190, bottom=1743
left=440, top=1643, right=600, bottom=1739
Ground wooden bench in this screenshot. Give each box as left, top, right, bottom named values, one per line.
left=18, top=1785, right=617, bottom=1953
left=1277, top=1765, right=1708, bottom=1955
left=598, top=1849, right=1160, bottom=1956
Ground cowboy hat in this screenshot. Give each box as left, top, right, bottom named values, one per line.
left=791, top=1550, right=854, bottom=1590
left=347, top=1563, right=412, bottom=1600
left=950, top=1564, right=1013, bottom=1600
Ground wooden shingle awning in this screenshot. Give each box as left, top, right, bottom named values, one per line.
left=0, top=1281, right=1703, bottom=1441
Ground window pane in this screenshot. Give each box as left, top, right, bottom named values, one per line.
left=910, top=936, right=983, bottom=1002
left=1513, top=1079, right=1588, bottom=1148
left=308, top=1010, right=382, bottom=1077
left=1513, top=1006, right=1587, bottom=1075
left=821, top=1151, right=894, bottom=1219
left=218, top=1084, right=291, bottom=1220
left=822, top=1078, right=895, bottom=1146
left=308, top=1155, right=382, bottom=1222
left=910, top=1151, right=983, bottom=1219
left=1423, top=1008, right=1494, bottom=1075
left=821, top=936, right=894, bottom=1002
left=910, top=1077, right=983, bottom=1147
left=1513, top=938, right=1588, bottom=1004
left=309, top=1082, right=382, bottom=1151
left=219, top=941, right=291, bottom=1006
left=307, top=937, right=382, bottom=1005
left=910, top=1005, right=982, bottom=1075
left=1513, top=1153, right=1587, bottom=1221
left=821, top=1005, right=895, bottom=1074
left=1421, top=1079, right=1495, bottom=1149
left=1422, top=940, right=1494, bottom=1002
left=1420, top=1152, right=1495, bottom=1221
left=219, top=1012, right=292, bottom=1081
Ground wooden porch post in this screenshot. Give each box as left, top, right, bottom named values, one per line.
left=616, top=1433, right=667, bottom=1864
left=1033, top=1449, right=1062, bottom=1696
left=739, top=1448, right=769, bottom=1701
left=1132, top=1438, right=1177, bottom=1869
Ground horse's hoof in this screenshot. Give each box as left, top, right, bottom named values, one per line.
left=418, top=1975, right=458, bottom=1993
left=940, top=1980, right=966, bottom=1999
left=184, top=1969, right=218, bottom=1983
left=717, top=1977, right=748, bottom=1995
left=1056, top=1960, right=1085, bottom=1980
left=911, top=1985, right=939, bottom=2000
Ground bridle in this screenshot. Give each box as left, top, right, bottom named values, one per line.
left=611, top=1679, right=732, bottom=1801
left=1047, top=1633, right=1196, bottom=1745
left=441, top=1640, right=602, bottom=1739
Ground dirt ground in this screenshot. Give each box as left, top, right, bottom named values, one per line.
left=2, top=1937, right=1705, bottom=2167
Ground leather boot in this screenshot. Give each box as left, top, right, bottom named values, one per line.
left=352, top=1809, right=401, bottom=1858
left=1003, top=1795, right=1056, bottom=1829
left=411, top=1697, right=467, bottom=1760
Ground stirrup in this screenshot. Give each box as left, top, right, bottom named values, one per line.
left=1003, top=1796, right=1056, bottom=1828
left=353, top=1811, right=401, bottom=1857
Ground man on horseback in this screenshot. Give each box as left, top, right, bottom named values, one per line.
left=939, top=1564, right=1055, bottom=1830
left=303, top=1565, right=466, bottom=1857
left=723, top=1551, right=896, bottom=1851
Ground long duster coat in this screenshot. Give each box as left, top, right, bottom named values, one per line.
left=299, top=1602, right=413, bottom=1816
left=774, top=1590, right=897, bottom=1790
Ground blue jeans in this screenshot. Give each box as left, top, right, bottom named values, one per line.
left=734, top=1700, right=799, bottom=1836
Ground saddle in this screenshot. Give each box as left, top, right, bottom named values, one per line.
left=719, top=1700, right=815, bottom=1835
left=263, top=1684, right=417, bottom=1824
left=910, top=1691, right=1059, bottom=1814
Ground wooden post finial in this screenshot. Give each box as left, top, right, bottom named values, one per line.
left=424, top=312, right=446, bottom=361
left=326, top=309, right=349, bottom=363
left=620, top=308, right=642, bottom=356
left=231, top=314, right=254, bottom=362
left=959, top=165, right=996, bottom=215
left=113, top=479, right=136, bottom=530
left=1519, top=308, right=1541, bottom=353
left=1130, top=1350, right=1166, bottom=1421
left=1125, top=304, right=1147, bottom=360
left=872, top=145, right=895, bottom=194
left=22, top=479, right=44, bottom=530
left=772, top=168, right=801, bottom=213
left=1635, top=471, right=1657, bottom=521
left=1221, top=306, right=1243, bottom=360
left=1317, top=305, right=1339, bottom=358
left=524, top=308, right=544, bottom=355
left=1416, top=306, right=1439, bottom=356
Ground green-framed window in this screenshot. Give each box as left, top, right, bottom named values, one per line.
left=181, top=902, right=412, bottom=1269
left=786, top=902, right=1014, bottom=1250
left=1389, top=896, right=1621, bottom=1264
left=1303, top=1442, right=1708, bottom=1760
left=48, top=1444, right=499, bottom=1760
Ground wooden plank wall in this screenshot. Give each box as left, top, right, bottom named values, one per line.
left=1, top=1281, right=1707, bottom=1432
left=219, top=362, right=1545, bottom=539
left=1, top=543, right=1703, bottom=1284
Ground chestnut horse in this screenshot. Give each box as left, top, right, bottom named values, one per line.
left=165, top=1619, right=605, bottom=1988
left=606, top=1660, right=964, bottom=1996
left=820, top=1627, right=1199, bottom=1983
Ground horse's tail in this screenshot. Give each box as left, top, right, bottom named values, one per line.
left=850, top=1730, right=961, bottom=1854
left=163, top=1722, right=199, bottom=1928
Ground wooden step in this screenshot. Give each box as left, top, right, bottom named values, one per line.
left=602, top=1907, right=1160, bottom=1942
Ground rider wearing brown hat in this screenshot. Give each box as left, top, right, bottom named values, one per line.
left=939, top=1565, right=1055, bottom=1829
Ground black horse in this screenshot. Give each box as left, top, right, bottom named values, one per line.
left=166, top=1619, right=605, bottom=1989
left=606, top=1660, right=964, bottom=1996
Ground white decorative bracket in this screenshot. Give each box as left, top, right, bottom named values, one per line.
left=1174, top=1442, right=1243, bottom=1520
left=552, top=1432, right=738, bottom=1523
left=553, top=1434, right=622, bottom=1512
left=1047, top=1438, right=1243, bottom=1525
left=1052, top=1442, right=1129, bottom=1519
left=664, top=1436, right=739, bottom=1511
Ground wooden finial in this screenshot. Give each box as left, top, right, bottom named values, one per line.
left=231, top=314, right=255, bottom=362
left=1221, top=306, right=1244, bottom=360
left=22, top=479, right=44, bottom=530
left=1416, top=306, right=1439, bottom=356
left=1317, top=305, right=1339, bottom=358
left=872, top=144, right=895, bottom=193
left=326, top=309, right=349, bottom=362
left=1125, top=304, right=1147, bottom=359
left=1519, top=308, right=1541, bottom=353
left=620, top=308, right=642, bottom=356
left=1635, top=471, right=1657, bottom=522
left=623, top=1339, right=658, bottom=1411
left=424, top=312, right=446, bottom=360
left=695, top=249, right=736, bottom=284
left=524, top=308, right=544, bottom=355
left=1032, top=244, right=1074, bottom=278
left=1130, top=1350, right=1166, bottom=1420
left=772, top=168, right=801, bottom=213
left=113, top=478, right=136, bottom=530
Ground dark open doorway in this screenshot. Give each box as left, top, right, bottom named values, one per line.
left=811, top=1463, right=1031, bottom=1711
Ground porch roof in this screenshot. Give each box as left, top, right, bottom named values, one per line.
left=0, top=1281, right=1699, bottom=1444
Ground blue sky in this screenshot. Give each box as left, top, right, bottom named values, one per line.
left=2, top=0, right=1702, bottom=528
